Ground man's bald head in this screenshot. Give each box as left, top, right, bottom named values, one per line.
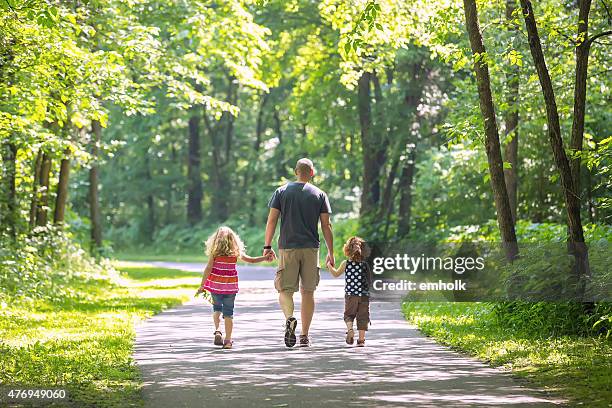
left=295, top=158, right=315, bottom=180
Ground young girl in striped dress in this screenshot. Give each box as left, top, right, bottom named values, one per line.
left=196, top=226, right=271, bottom=349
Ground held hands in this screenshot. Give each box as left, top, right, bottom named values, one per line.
left=263, top=248, right=277, bottom=261
left=326, top=252, right=335, bottom=269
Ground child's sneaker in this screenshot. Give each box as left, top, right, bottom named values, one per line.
left=222, top=339, right=233, bottom=349
left=214, top=330, right=223, bottom=346
left=357, top=339, right=365, bottom=347
left=345, top=329, right=354, bottom=345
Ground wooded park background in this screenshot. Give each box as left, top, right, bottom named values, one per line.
left=0, top=1, right=611, bottom=405
left=1, top=0, right=610, bottom=256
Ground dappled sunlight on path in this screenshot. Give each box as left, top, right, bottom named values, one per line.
left=133, top=263, right=565, bottom=407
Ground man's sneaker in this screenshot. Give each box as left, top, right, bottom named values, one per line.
left=299, top=334, right=310, bottom=347
left=284, top=317, right=297, bottom=347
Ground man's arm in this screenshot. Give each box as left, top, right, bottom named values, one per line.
left=264, top=208, right=280, bottom=259
left=327, top=259, right=346, bottom=278
left=320, top=213, right=334, bottom=267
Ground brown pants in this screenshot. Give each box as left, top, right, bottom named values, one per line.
left=344, top=295, right=370, bottom=331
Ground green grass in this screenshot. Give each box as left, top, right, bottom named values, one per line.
left=0, top=265, right=198, bottom=407
left=113, top=251, right=207, bottom=263
left=403, top=302, right=612, bottom=408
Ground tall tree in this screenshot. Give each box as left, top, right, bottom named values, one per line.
left=187, top=105, right=203, bottom=224
left=273, top=105, right=285, bottom=179
left=568, top=0, right=612, bottom=204
left=206, top=76, right=238, bottom=222
left=570, top=0, right=592, bottom=196
left=358, top=71, right=378, bottom=215
left=519, top=0, right=589, bottom=290
left=3, top=141, right=17, bottom=239
left=249, top=92, right=269, bottom=225
left=89, top=120, right=102, bottom=250
left=36, top=154, right=52, bottom=227
left=29, top=150, right=43, bottom=229
left=143, top=153, right=155, bottom=241
left=397, top=148, right=417, bottom=237
left=503, top=0, right=520, bottom=222
left=53, top=148, right=71, bottom=225
left=463, top=0, right=518, bottom=260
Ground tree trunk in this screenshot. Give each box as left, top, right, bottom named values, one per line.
left=371, top=71, right=389, bottom=194
left=4, top=142, right=18, bottom=239
left=520, top=0, right=589, bottom=294
left=249, top=92, right=269, bottom=225
left=381, top=147, right=401, bottom=239
left=570, top=0, right=592, bottom=200
left=586, top=168, right=595, bottom=223
left=207, top=78, right=236, bottom=222
left=371, top=71, right=388, bottom=159
left=167, top=145, right=178, bottom=224
left=89, top=120, right=103, bottom=250
left=463, top=0, right=518, bottom=260
left=273, top=106, right=285, bottom=179
left=53, top=149, right=71, bottom=225
left=534, top=163, right=545, bottom=223
left=143, top=154, right=155, bottom=241
left=397, top=149, right=417, bottom=237
left=394, top=63, right=428, bottom=237
left=36, top=153, right=52, bottom=227
left=520, top=0, right=585, bottom=243
left=187, top=107, right=203, bottom=224
left=29, top=149, right=43, bottom=229
left=381, top=150, right=400, bottom=217
left=503, top=0, right=520, bottom=223
left=146, top=193, right=155, bottom=240
left=358, top=71, right=380, bottom=216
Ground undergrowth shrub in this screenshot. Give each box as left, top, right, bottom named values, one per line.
left=493, top=301, right=612, bottom=337
left=423, top=221, right=612, bottom=338
left=0, top=225, right=117, bottom=304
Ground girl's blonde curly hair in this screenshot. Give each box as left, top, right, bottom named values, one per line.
left=343, top=236, right=370, bottom=262
left=205, top=226, right=245, bottom=258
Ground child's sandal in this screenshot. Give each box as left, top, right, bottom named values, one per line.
left=214, top=330, right=223, bottom=346
left=222, top=339, right=233, bottom=349
left=345, top=329, right=354, bottom=345
left=357, top=339, right=365, bottom=347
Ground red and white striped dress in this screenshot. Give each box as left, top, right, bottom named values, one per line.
left=202, top=256, right=239, bottom=294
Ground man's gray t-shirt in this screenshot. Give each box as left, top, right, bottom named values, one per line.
left=268, top=182, right=331, bottom=249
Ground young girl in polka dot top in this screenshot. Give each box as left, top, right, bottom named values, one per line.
left=326, top=236, right=371, bottom=347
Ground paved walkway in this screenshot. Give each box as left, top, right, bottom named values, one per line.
left=133, top=262, right=565, bottom=407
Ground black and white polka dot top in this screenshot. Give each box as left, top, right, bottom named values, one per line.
left=345, top=260, right=369, bottom=296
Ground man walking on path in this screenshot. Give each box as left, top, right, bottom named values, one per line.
left=263, top=158, right=334, bottom=347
